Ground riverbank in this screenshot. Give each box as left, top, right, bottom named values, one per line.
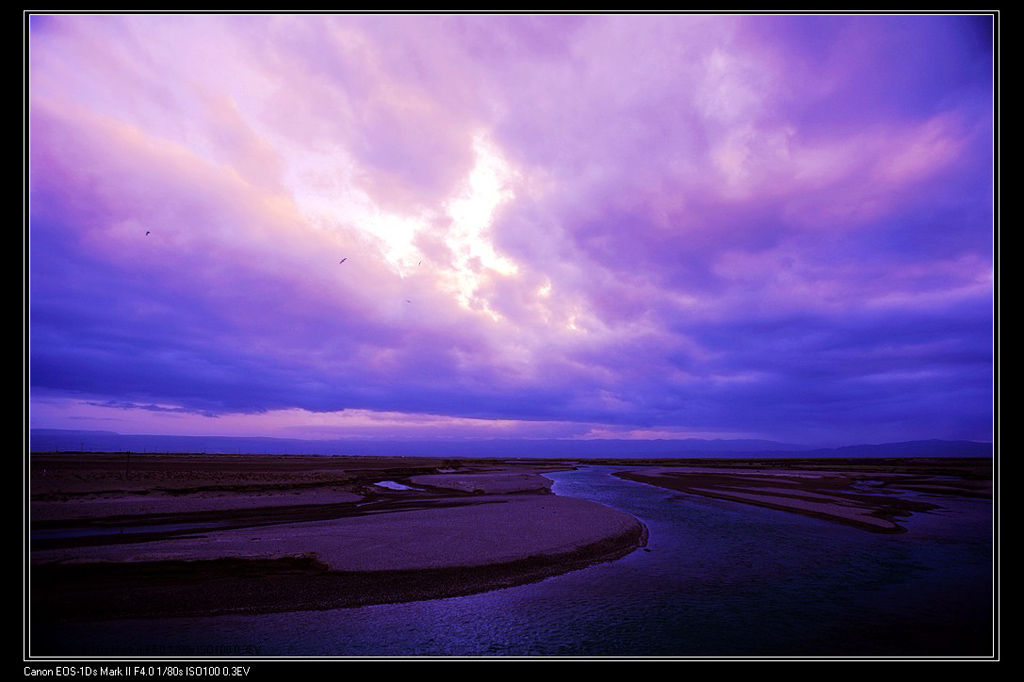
left=30, top=454, right=648, bottom=621
left=613, top=458, right=991, bottom=533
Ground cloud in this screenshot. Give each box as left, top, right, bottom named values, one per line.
left=28, top=14, right=995, bottom=446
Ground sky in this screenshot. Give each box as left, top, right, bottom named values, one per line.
left=27, top=13, right=996, bottom=448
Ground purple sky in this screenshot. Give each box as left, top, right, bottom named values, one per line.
left=28, top=14, right=996, bottom=447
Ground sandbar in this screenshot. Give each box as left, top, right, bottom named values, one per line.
left=613, top=457, right=991, bottom=533
left=30, top=454, right=647, bottom=621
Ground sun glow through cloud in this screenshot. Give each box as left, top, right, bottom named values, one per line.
left=441, top=133, right=520, bottom=317
left=29, top=13, right=995, bottom=448
left=287, top=130, right=522, bottom=320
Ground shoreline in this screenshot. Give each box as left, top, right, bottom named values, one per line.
left=33, top=524, right=648, bottom=621
left=613, top=459, right=991, bottom=534
left=30, top=454, right=648, bottom=622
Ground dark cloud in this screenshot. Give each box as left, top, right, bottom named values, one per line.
left=29, top=14, right=995, bottom=445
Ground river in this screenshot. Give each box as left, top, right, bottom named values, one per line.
left=31, top=465, right=994, bottom=658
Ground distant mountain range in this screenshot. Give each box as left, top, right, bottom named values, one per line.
left=27, top=429, right=993, bottom=459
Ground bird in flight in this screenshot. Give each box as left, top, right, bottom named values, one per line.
left=145, top=231, right=150, bottom=236
left=339, top=258, right=347, bottom=264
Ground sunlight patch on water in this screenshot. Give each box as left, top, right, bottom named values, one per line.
left=374, top=480, right=416, bottom=491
